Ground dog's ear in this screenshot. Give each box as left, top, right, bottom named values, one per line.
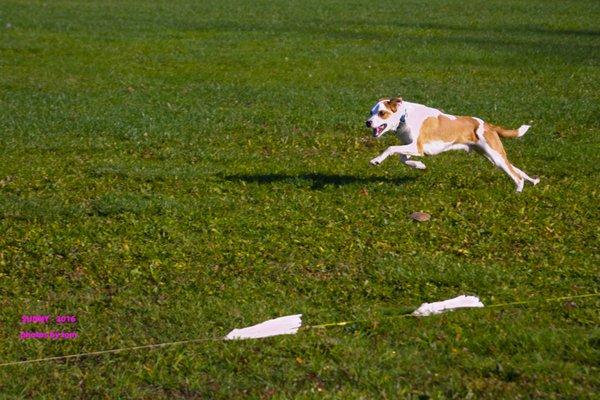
left=387, top=97, right=403, bottom=113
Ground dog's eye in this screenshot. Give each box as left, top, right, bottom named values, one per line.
left=378, top=111, right=386, bottom=118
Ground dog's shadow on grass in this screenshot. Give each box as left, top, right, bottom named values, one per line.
left=220, top=173, right=415, bottom=190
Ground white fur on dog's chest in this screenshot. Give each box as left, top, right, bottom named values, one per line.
left=422, top=140, right=470, bottom=155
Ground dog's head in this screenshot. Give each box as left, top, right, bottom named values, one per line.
left=365, top=97, right=404, bottom=138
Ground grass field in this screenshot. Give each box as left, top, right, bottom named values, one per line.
left=1, top=0, right=599, bottom=398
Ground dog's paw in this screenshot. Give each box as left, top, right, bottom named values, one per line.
left=412, top=161, right=426, bottom=170
left=516, top=180, right=525, bottom=193
left=370, top=158, right=382, bottom=166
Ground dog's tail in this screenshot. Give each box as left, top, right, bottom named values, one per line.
left=490, top=123, right=531, bottom=139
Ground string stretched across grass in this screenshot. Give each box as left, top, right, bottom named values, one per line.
left=0, top=293, right=597, bottom=367
left=225, top=295, right=484, bottom=339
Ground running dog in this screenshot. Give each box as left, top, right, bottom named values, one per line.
left=365, top=97, right=539, bottom=192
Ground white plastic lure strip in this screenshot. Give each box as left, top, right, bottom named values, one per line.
left=412, top=295, right=484, bottom=317
left=224, top=314, right=303, bottom=340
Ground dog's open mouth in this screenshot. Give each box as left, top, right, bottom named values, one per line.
left=373, top=124, right=387, bottom=138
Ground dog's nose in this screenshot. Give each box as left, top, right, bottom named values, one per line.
left=365, top=120, right=372, bottom=128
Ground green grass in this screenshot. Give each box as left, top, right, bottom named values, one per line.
left=1, top=0, right=599, bottom=397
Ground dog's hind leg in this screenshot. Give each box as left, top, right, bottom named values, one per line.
left=474, top=119, right=525, bottom=192
left=400, top=155, right=427, bottom=169
left=480, top=145, right=524, bottom=192
left=478, top=150, right=537, bottom=185
left=370, top=144, right=420, bottom=166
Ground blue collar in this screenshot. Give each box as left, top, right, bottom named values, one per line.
left=393, top=108, right=408, bottom=134
left=399, top=107, right=407, bottom=124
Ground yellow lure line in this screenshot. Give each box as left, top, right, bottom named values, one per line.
left=1, top=292, right=597, bottom=368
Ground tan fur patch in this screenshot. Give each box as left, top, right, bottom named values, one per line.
left=378, top=110, right=392, bottom=119
left=417, top=116, right=479, bottom=154
left=385, top=101, right=396, bottom=113
left=384, top=97, right=402, bottom=113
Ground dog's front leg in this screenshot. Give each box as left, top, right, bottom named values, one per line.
left=370, top=144, right=419, bottom=166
